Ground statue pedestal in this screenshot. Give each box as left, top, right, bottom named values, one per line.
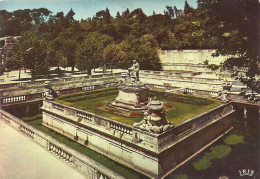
left=111, top=83, right=149, bottom=111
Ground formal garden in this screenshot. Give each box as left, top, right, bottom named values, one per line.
left=54, top=87, right=221, bottom=125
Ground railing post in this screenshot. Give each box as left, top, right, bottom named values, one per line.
left=0, top=89, right=3, bottom=110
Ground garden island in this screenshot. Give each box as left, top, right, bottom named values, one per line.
left=40, top=62, right=232, bottom=178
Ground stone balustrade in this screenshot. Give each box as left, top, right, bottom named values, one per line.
left=42, top=98, right=235, bottom=178
left=0, top=72, right=121, bottom=90
left=0, top=82, right=118, bottom=107
left=0, top=109, right=124, bottom=179
left=174, top=103, right=233, bottom=136
left=20, top=125, right=34, bottom=139
left=42, top=100, right=234, bottom=151
left=48, top=142, right=73, bottom=163
left=140, top=71, right=221, bottom=84
left=110, top=121, right=133, bottom=136
left=1, top=93, right=44, bottom=105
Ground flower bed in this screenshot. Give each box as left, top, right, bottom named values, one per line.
left=95, top=101, right=142, bottom=117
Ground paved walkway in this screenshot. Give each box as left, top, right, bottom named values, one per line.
left=0, top=120, right=86, bottom=179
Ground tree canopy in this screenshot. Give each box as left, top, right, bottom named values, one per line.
left=2, top=0, right=259, bottom=89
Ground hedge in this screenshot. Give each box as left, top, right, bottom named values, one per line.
left=57, top=87, right=117, bottom=100
left=150, top=90, right=213, bottom=106
left=57, top=87, right=118, bottom=102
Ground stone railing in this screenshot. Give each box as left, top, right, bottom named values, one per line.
left=43, top=100, right=135, bottom=139
left=174, top=103, right=233, bottom=135
left=43, top=100, right=234, bottom=153
left=0, top=92, right=44, bottom=105
left=158, top=103, right=234, bottom=148
left=0, top=83, right=118, bottom=106
left=0, top=109, right=124, bottom=179
left=42, top=100, right=162, bottom=151
left=140, top=71, right=222, bottom=84
left=0, top=72, right=121, bottom=90
left=0, top=82, right=20, bottom=89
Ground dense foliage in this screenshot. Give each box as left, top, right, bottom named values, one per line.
left=2, top=0, right=259, bottom=89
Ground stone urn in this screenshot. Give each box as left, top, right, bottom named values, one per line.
left=148, top=97, right=167, bottom=126
left=133, top=96, right=175, bottom=133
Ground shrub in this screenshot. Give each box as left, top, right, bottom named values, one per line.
left=57, top=87, right=117, bottom=100
left=193, top=156, right=212, bottom=171
left=224, top=134, right=244, bottom=145
left=209, top=145, right=231, bottom=159
left=150, top=90, right=213, bottom=106
left=193, top=145, right=231, bottom=171
left=61, top=90, right=118, bottom=102
left=21, top=114, right=42, bottom=122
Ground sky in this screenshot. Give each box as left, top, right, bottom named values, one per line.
left=0, top=0, right=198, bottom=20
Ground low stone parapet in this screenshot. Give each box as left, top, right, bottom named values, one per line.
left=41, top=99, right=235, bottom=178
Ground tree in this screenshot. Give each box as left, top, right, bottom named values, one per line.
left=140, top=34, right=158, bottom=49
left=103, top=44, right=126, bottom=70
left=174, top=6, right=183, bottom=18
left=208, top=0, right=260, bottom=92
left=6, top=45, right=23, bottom=80
left=61, top=39, right=77, bottom=73
left=75, top=37, right=104, bottom=75
left=138, top=44, right=161, bottom=70
left=184, top=0, right=193, bottom=14
left=139, top=34, right=161, bottom=70
left=116, top=11, right=121, bottom=19
left=66, top=8, right=75, bottom=24
left=165, top=6, right=174, bottom=18
left=15, top=31, right=47, bottom=81
left=122, top=8, right=130, bottom=18
left=96, top=8, right=111, bottom=24
left=46, top=39, right=67, bottom=76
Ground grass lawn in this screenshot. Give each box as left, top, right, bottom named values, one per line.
left=21, top=114, right=148, bottom=179
left=163, top=98, right=221, bottom=124
left=56, top=89, right=221, bottom=125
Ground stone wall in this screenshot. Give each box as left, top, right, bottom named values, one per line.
left=139, top=70, right=223, bottom=92
left=159, top=49, right=227, bottom=71
left=42, top=99, right=234, bottom=178
left=0, top=109, right=124, bottom=179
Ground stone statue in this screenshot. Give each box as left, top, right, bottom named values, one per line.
left=44, top=81, right=58, bottom=100
left=221, top=90, right=229, bottom=104
left=128, top=60, right=140, bottom=82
